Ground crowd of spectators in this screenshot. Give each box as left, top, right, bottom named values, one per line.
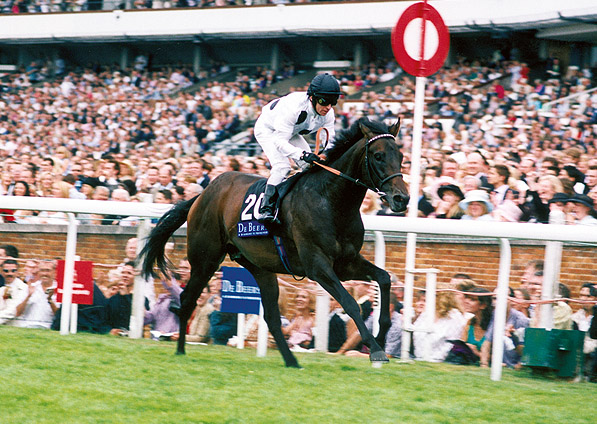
left=343, top=58, right=597, bottom=226
left=1, top=55, right=596, bottom=227
left=1, top=0, right=338, bottom=14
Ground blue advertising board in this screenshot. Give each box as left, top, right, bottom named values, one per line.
left=220, top=267, right=261, bottom=315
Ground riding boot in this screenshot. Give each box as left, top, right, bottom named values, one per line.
left=258, top=184, right=279, bottom=224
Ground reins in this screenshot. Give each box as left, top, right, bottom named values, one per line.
left=313, top=128, right=402, bottom=196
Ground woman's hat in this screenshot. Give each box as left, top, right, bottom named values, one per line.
left=566, top=193, right=595, bottom=210
left=494, top=200, right=522, bottom=222
left=459, top=189, right=493, bottom=212
left=437, top=184, right=465, bottom=201
left=548, top=192, right=569, bottom=204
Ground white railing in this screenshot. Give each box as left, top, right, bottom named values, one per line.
left=2, top=196, right=596, bottom=379
left=0, top=195, right=172, bottom=338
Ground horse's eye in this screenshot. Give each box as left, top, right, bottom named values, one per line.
left=374, top=152, right=385, bottom=162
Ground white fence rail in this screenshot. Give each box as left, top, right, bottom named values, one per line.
left=1, top=196, right=596, bottom=380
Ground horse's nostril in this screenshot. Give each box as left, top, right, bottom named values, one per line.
left=394, top=194, right=409, bottom=205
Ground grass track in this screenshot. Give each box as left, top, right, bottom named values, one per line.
left=1, top=327, right=593, bottom=424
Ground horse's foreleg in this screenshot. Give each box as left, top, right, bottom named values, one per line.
left=303, top=254, right=388, bottom=363
left=339, top=256, right=392, bottom=349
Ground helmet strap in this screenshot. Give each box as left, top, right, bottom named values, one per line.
left=309, top=96, right=320, bottom=114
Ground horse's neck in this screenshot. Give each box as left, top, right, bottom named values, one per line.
left=332, top=144, right=366, bottom=179
left=320, top=144, right=368, bottom=207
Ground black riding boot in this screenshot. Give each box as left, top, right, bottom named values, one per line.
left=258, top=184, right=279, bottom=224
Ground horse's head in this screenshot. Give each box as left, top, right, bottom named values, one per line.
left=360, top=119, right=409, bottom=213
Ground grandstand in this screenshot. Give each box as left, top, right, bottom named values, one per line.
left=1, top=1, right=596, bottom=75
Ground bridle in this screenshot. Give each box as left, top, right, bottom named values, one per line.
left=314, top=130, right=404, bottom=196
left=363, top=133, right=404, bottom=196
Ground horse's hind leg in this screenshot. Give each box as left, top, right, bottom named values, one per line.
left=176, top=250, right=226, bottom=355
left=239, top=261, right=300, bottom=368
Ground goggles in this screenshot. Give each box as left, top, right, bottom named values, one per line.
left=315, top=96, right=338, bottom=107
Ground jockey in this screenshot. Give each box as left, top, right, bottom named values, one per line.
left=254, top=73, right=341, bottom=223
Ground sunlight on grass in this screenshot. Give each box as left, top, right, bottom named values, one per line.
left=0, top=327, right=594, bottom=424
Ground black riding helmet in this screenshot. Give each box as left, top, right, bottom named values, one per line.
left=307, top=73, right=341, bottom=109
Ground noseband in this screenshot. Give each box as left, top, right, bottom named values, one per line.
left=364, top=133, right=404, bottom=196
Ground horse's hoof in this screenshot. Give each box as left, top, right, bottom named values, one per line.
left=370, top=351, right=390, bottom=363
left=175, top=350, right=186, bottom=356
left=286, top=362, right=302, bottom=369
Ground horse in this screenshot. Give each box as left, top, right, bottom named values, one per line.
left=139, top=117, right=409, bottom=368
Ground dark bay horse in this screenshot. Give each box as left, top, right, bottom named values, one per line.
left=139, top=117, right=409, bottom=368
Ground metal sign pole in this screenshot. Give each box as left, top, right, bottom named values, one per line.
left=401, top=75, right=426, bottom=361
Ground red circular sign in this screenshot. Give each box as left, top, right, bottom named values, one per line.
left=391, top=2, right=450, bottom=77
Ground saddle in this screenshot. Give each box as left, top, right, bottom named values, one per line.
left=238, top=171, right=306, bottom=238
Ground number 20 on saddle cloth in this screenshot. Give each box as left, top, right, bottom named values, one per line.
left=237, top=174, right=302, bottom=238
left=237, top=178, right=270, bottom=238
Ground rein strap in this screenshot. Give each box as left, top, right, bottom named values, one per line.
left=313, top=132, right=401, bottom=195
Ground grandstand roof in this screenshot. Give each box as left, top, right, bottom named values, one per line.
left=0, top=0, right=596, bottom=44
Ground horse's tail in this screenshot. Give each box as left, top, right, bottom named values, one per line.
left=139, top=195, right=200, bottom=279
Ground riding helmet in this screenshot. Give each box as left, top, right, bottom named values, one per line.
left=307, top=73, right=342, bottom=98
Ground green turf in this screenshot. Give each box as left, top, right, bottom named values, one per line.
left=1, top=327, right=593, bottom=424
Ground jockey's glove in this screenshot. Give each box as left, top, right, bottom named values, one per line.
left=300, top=152, right=321, bottom=164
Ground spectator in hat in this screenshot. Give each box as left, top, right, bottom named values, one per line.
left=432, top=184, right=465, bottom=219
left=79, top=177, right=102, bottom=199
left=493, top=200, right=522, bottom=222
left=566, top=194, right=597, bottom=226
left=546, top=192, right=569, bottom=223
left=459, top=190, right=494, bottom=221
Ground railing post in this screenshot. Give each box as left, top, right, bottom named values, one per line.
left=59, top=213, right=78, bottom=335
left=129, top=206, right=152, bottom=339
left=314, top=286, right=330, bottom=352
left=541, top=211, right=564, bottom=329
left=402, top=268, right=438, bottom=361
left=491, top=238, right=511, bottom=381
left=400, top=234, right=417, bottom=362
left=256, top=302, right=268, bottom=357
left=372, top=230, right=385, bottom=336
left=237, top=313, right=246, bottom=349
left=422, top=270, right=437, bottom=362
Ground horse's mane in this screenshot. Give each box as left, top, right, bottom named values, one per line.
left=325, top=117, right=389, bottom=163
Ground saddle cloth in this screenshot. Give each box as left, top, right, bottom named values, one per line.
left=237, top=173, right=304, bottom=238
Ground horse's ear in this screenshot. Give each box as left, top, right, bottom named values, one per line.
left=389, top=119, right=401, bottom=137
left=359, top=121, right=375, bottom=140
